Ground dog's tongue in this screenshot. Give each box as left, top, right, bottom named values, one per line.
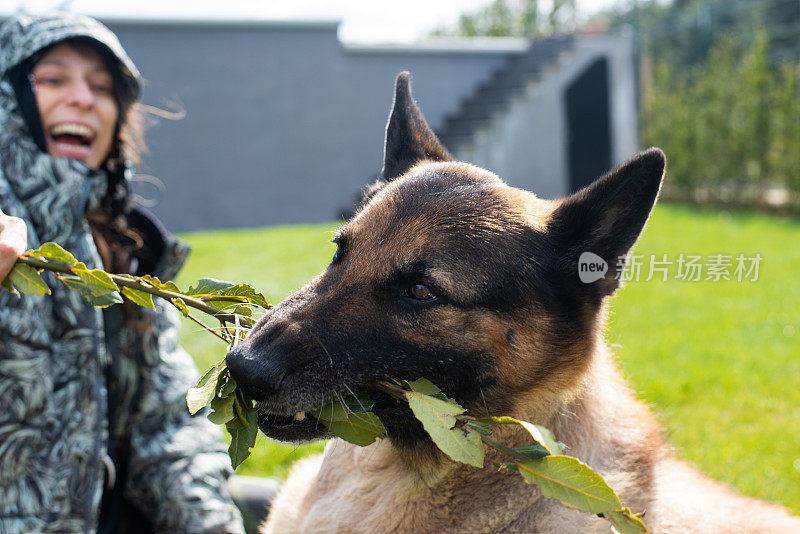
left=53, top=134, right=88, bottom=146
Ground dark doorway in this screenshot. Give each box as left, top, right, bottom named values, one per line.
left=565, top=57, right=612, bottom=192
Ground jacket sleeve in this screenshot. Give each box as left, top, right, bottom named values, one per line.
left=124, top=303, right=245, bottom=534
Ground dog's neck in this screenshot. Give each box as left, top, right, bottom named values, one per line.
left=381, top=342, right=663, bottom=494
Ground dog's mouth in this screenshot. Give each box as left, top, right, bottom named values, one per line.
left=256, top=409, right=330, bottom=442
left=254, top=385, right=415, bottom=443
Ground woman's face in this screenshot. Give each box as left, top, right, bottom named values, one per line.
left=31, top=42, right=119, bottom=169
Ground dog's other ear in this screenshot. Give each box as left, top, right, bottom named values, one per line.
left=381, top=71, right=453, bottom=181
left=549, top=148, right=666, bottom=297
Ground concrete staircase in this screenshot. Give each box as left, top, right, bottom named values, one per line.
left=436, top=35, right=574, bottom=153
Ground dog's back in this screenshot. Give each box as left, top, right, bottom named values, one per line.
left=226, top=73, right=800, bottom=533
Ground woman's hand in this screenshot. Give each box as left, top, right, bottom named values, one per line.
left=0, top=209, right=27, bottom=281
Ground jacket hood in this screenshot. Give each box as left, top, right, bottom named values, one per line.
left=0, top=11, right=141, bottom=96
left=0, top=11, right=141, bottom=140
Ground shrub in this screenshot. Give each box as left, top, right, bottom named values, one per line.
left=642, top=30, right=800, bottom=212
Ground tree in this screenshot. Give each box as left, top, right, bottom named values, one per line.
left=432, top=0, right=577, bottom=38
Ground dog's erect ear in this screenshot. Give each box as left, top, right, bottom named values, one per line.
left=381, top=71, right=453, bottom=181
left=549, top=148, right=666, bottom=297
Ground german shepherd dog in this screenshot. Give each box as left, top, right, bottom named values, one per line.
left=226, top=73, right=800, bottom=533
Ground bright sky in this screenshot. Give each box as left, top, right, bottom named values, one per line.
left=5, top=0, right=625, bottom=43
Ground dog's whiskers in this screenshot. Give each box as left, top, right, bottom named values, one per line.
left=479, top=388, right=489, bottom=415
left=342, top=383, right=368, bottom=414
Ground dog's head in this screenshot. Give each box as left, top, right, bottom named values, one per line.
left=226, top=72, right=665, bottom=448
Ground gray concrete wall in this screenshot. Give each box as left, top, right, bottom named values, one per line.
left=104, top=19, right=524, bottom=231
left=454, top=34, right=637, bottom=200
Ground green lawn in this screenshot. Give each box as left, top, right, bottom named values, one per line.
left=176, top=205, right=800, bottom=512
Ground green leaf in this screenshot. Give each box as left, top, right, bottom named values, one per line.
left=186, top=277, right=235, bottom=295
left=404, top=390, right=484, bottom=467
left=7, top=263, right=50, bottom=296
left=320, top=411, right=387, bottom=447
left=313, top=395, right=376, bottom=422
left=220, top=376, right=237, bottom=397
left=476, top=416, right=563, bottom=455
left=232, top=304, right=254, bottom=317
left=476, top=416, right=518, bottom=425
left=60, top=275, right=122, bottom=307
left=516, top=455, right=622, bottom=514
left=402, top=378, right=443, bottom=396
left=186, top=362, right=227, bottom=415
left=89, top=292, right=123, bottom=307
left=312, top=395, right=386, bottom=446
left=120, top=286, right=155, bottom=309
left=71, top=262, right=120, bottom=297
left=513, top=444, right=550, bottom=461
left=208, top=393, right=236, bottom=424
left=172, top=297, right=190, bottom=317
left=313, top=400, right=352, bottom=422
left=518, top=422, right=563, bottom=455
left=607, top=508, right=649, bottom=534
left=140, top=274, right=181, bottom=294
left=342, top=392, right=374, bottom=413
left=186, top=278, right=270, bottom=312
left=227, top=388, right=255, bottom=430
left=1, top=274, right=20, bottom=297
left=27, top=242, right=77, bottom=264
left=465, top=420, right=493, bottom=436
left=58, top=263, right=121, bottom=307
left=227, top=407, right=258, bottom=470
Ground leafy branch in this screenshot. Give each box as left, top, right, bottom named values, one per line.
left=4, top=242, right=648, bottom=533
left=5, top=243, right=265, bottom=344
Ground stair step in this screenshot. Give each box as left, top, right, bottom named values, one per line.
left=435, top=35, right=574, bottom=146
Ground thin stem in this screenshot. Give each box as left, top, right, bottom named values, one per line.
left=480, top=435, right=530, bottom=463
left=185, top=311, right=232, bottom=344
left=374, top=380, right=407, bottom=400
left=19, top=255, right=254, bottom=327
left=199, top=295, right=251, bottom=303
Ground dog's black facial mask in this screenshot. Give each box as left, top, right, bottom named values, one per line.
left=226, top=73, right=665, bottom=448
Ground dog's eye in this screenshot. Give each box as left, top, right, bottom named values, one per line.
left=331, top=245, right=341, bottom=264
left=406, top=283, right=436, bottom=301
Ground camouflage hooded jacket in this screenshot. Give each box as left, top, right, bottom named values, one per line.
left=0, top=12, right=244, bottom=534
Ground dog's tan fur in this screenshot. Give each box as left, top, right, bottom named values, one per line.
left=237, top=74, right=800, bottom=533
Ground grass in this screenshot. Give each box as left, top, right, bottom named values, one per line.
left=175, top=205, right=800, bottom=512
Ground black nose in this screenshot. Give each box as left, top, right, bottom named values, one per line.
left=225, top=343, right=286, bottom=400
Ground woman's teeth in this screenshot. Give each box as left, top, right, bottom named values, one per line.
left=50, top=122, right=95, bottom=141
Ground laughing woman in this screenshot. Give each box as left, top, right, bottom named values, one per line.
left=0, top=12, right=244, bottom=534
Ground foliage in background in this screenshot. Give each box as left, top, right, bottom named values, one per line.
left=605, top=0, right=800, bottom=68
left=431, top=0, right=577, bottom=38
left=597, top=0, right=800, bottom=211
left=642, top=30, right=800, bottom=211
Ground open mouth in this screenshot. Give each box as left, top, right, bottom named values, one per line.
left=255, top=385, right=414, bottom=443
left=256, top=406, right=333, bottom=442
left=47, top=122, right=96, bottom=160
